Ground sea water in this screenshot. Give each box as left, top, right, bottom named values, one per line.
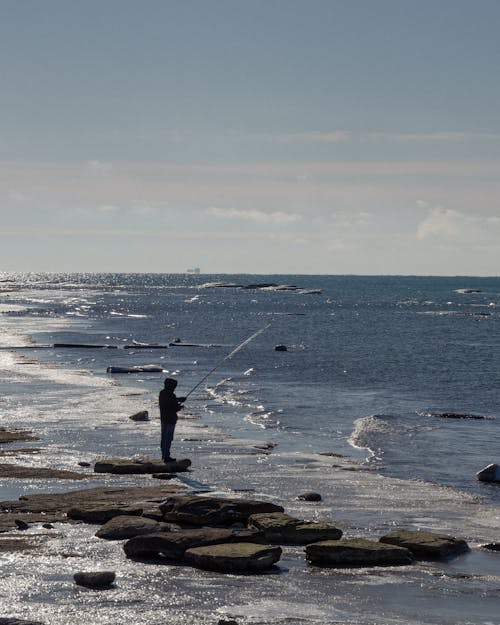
left=0, top=272, right=499, bottom=625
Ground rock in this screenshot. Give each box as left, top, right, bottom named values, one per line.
left=426, top=412, right=488, bottom=420
left=0, top=464, right=87, bottom=480
left=0, top=428, right=38, bottom=444
left=124, top=527, right=264, bottom=560
left=159, top=495, right=284, bottom=526
left=73, top=571, right=115, bottom=588
left=274, top=344, right=287, bottom=351
left=306, top=538, right=414, bottom=567
left=95, top=515, right=163, bottom=540
left=67, top=504, right=143, bottom=524
left=248, top=512, right=342, bottom=544
left=379, top=530, right=469, bottom=559
left=14, top=519, right=29, bottom=530
left=0, top=618, right=46, bottom=625
left=184, top=542, right=282, bottom=573
left=152, top=473, right=177, bottom=480
left=106, top=365, right=164, bottom=373
left=477, top=463, right=500, bottom=482
left=481, top=543, right=500, bottom=551
left=78, top=461, right=91, bottom=467
left=42, top=523, right=54, bottom=529
left=297, top=492, right=322, bottom=502
left=129, top=411, right=149, bottom=421
left=54, top=343, right=117, bottom=349
left=218, top=620, right=238, bottom=625
left=94, top=458, right=191, bottom=474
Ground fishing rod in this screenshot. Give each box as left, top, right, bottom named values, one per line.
left=184, top=323, right=271, bottom=399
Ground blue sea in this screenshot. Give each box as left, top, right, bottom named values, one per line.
left=1, top=273, right=499, bottom=625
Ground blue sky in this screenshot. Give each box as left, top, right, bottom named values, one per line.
left=1, top=0, right=500, bottom=274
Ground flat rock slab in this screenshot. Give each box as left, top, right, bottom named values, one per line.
left=306, top=538, right=414, bottom=567
left=94, top=458, right=191, bottom=474
left=67, top=504, right=144, bottom=524
left=96, top=515, right=165, bottom=540
left=124, top=527, right=264, bottom=560
left=248, top=512, right=342, bottom=544
left=0, top=428, right=38, bottom=444
left=184, top=542, right=282, bottom=573
left=379, top=530, right=469, bottom=559
left=0, top=484, right=183, bottom=533
left=0, top=464, right=87, bottom=480
left=159, top=495, right=284, bottom=526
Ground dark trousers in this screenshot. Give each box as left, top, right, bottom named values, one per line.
left=160, top=421, right=176, bottom=461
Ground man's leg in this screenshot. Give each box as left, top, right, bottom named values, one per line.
left=161, top=421, right=176, bottom=462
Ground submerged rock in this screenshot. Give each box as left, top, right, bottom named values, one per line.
left=248, top=512, right=342, bottom=544
left=73, top=571, right=115, bottom=588
left=124, top=527, right=264, bottom=560
left=159, top=495, right=284, bottom=526
left=379, top=530, right=469, bottom=559
left=184, top=542, right=282, bottom=573
left=306, top=538, right=414, bottom=567
left=95, top=515, right=164, bottom=540
left=477, top=463, right=500, bottom=482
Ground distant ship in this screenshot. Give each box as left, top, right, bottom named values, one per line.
left=186, top=267, right=201, bottom=274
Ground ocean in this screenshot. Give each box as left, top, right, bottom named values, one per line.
left=0, top=273, right=499, bottom=625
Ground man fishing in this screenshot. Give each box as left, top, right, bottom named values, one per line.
left=159, top=378, right=186, bottom=463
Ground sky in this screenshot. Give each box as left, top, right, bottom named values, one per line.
left=1, top=0, right=500, bottom=275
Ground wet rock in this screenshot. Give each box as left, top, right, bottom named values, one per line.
left=129, top=410, right=149, bottom=421
left=477, top=463, right=500, bottom=482
left=0, top=483, right=183, bottom=532
left=94, top=458, right=191, bottom=474
left=95, top=515, right=164, bottom=540
left=0, top=464, right=87, bottom=480
left=73, top=571, right=116, bottom=588
left=274, top=344, right=287, bottom=351
left=42, top=523, right=54, bottom=529
left=54, top=343, right=117, bottom=349
left=379, top=530, right=469, bottom=559
left=184, top=542, right=282, bottom=573
left=0, top=428, right=38, bottom=444
left=248, top=512, right=342, bottom=544
left=106, top=365, right=164, bottom=373
left=124, top=527, right=264, bottom=560
left=67, top=504, right=143, bottom=524
left=14, top=519, right=29, bottom=530
left=426, top=412, right=488, bottom=420
left=218, top=620, right=238, bottom=625
left=306, top=538, right=414, bottom=567
left=159, top=495, right=284, bottom=526
left=297, top=492, right=322, bottom=502
left=0, top=619, right=46, bottom=625
left=78, top=461, right=91, bottom=468
left=152, top=473, right=177, bottom=480
left=481, top=543, right=500, bottom=551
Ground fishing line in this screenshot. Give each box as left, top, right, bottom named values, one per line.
left=184, top=323, right=272, bottom=399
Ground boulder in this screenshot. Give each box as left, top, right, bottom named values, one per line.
left=379, top=530, right=469, bottom=559
left=123, top=527, right=264, bottom=560
left=73, top=571, right=115, bottom=588
left=274, top=345, right=287, bottom=352
left=306, top=538, right=414, bottom=567
left=481, top=543, right=500, bottom=551
left=94, top=458, right=191, bottom=474
left=477, top=463, right=500, bottom=482
left=129, top=411, right=149, bottom=421
left=184, top=542, right=282, bottom=573
left=159, top=495, right=284, bottom=526
left=297, top=492, right=322, bottom=502
left=248, top=512, right=342, bottom=544
left=67, top=504, right=143, bottom=524
left=95, top=515, right=164, bottom=540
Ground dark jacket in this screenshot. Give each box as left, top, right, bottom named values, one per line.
left=159, top=389, right=185, bottom=424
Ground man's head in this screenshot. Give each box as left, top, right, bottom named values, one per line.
left=164, top=377, right=178, bottom=390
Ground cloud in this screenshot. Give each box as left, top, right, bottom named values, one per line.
left=416, top=201, right=500, bottom=241
left=206, top=206, right=302, bottom=224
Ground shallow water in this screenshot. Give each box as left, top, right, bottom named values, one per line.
left=1, top=273, right=500, bottom=624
